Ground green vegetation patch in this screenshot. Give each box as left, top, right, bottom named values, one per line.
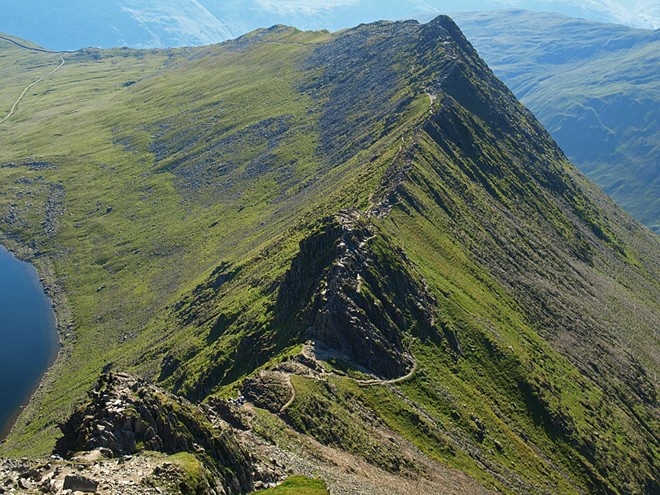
left=250, top=476, right=329, bottom=495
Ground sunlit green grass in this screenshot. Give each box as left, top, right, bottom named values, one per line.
left=0, top=27, right=425, bottom=454
left=250, top=476, right=329, bottom=495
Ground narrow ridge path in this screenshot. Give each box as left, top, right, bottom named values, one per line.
left=355, top=359, right=418, bottom=386
left=275, top=342, right=419, bottom=414
left=0, top=56, right=65, bottom=125
left=278, top=373, right=296, bottom=414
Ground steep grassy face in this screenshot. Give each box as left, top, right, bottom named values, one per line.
left=454, top=10, right=660, bottom=231
left=369, top=18, right=660, bottom=494
left=0, top=16, right=658, bottom=495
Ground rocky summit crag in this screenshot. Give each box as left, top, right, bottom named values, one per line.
left=0, top=15, right=658, bottom=495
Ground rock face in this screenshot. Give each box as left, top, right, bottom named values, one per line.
left=55, top=372, right=254, bottom=494
left=241, top=371, right=291, bottom=414
left=276, top=211, right=435, bottom=378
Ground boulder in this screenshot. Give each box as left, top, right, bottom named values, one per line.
left=62, top=475, right=98, bottom=492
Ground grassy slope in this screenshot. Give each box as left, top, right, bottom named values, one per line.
left=0, top=18, right=658, bottom=495
left=453, top=10, right=660, bottom=231
left=272, top=18, right=659, bottom=494
left=0, top=25, right=421, bottom=453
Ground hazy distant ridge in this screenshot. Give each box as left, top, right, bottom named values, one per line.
left=0, top=0, right=657, bottom=51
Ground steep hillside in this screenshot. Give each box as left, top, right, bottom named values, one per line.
left=454, top=10, right=660, bottom=231
left=0, top=16, right=658, bottom=495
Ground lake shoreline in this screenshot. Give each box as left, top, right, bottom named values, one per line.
left=0, top=237, right=72, bottom=450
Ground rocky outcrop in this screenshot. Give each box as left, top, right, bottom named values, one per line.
left=241, top=372, right=292, bottom=414
left=276, top=211, right=435, bottom=379
left=62, top=475, right=98, bottom=492
left=55, top=372, right=254, bottom=494
left=0, top=450, right=232, bottom=495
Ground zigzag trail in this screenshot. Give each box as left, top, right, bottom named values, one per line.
left=278, top=342, right=419, bottom=414
left=0, top=35, right=67, bottom=125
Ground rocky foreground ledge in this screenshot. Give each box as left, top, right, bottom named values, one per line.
left=1, top=369, right=497, bottom=495
left=0, top=450, right=223, bottom=495
left=0, top=372, right=284, bottom=495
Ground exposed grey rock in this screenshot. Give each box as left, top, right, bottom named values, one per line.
left=241, top=372, right=291, bottom=413
left=276, top=211, right=435, bottom=378
left=55, top=372, right=254, bottom=494
left=63, top=474, right=98, bottom=492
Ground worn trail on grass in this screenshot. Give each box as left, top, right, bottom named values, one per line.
left=0, top=36, right=67, bottom=125
left=0, top=56, right=65, bottom=125
left=278, top=343, right=419, bottom=414
left=0, top=34, right=73, bottom=54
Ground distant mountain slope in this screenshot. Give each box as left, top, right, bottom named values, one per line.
left=1, top=1, right=657, bottom=51
left=0, top=0, right=441, bottom=50
left=0, top=16, right=658, bottom=495
left=454, top=10, right=660, bottom=231
left=206, top=0, right=659, bottom=29
left=0, top=0, right=233, bottom=50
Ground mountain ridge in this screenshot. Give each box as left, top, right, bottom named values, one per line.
left=0, top=15, right=658, bottom=495
left=3, top=6, right=657, bottom=232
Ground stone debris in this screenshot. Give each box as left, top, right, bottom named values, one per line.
left=53, top=372, right=255, bottom=494
left=62, top=475, right=98, bottom=492
left=0, top=364, right=494, bottom=495
left=0, top=453, right=185, bottom=495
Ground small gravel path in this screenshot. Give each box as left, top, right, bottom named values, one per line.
left=0, top=56, right=65, bottom=125
left=0, top=35, right=67, bottom=125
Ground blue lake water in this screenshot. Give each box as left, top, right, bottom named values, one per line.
left=0, top=246, right=57, bottom=439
